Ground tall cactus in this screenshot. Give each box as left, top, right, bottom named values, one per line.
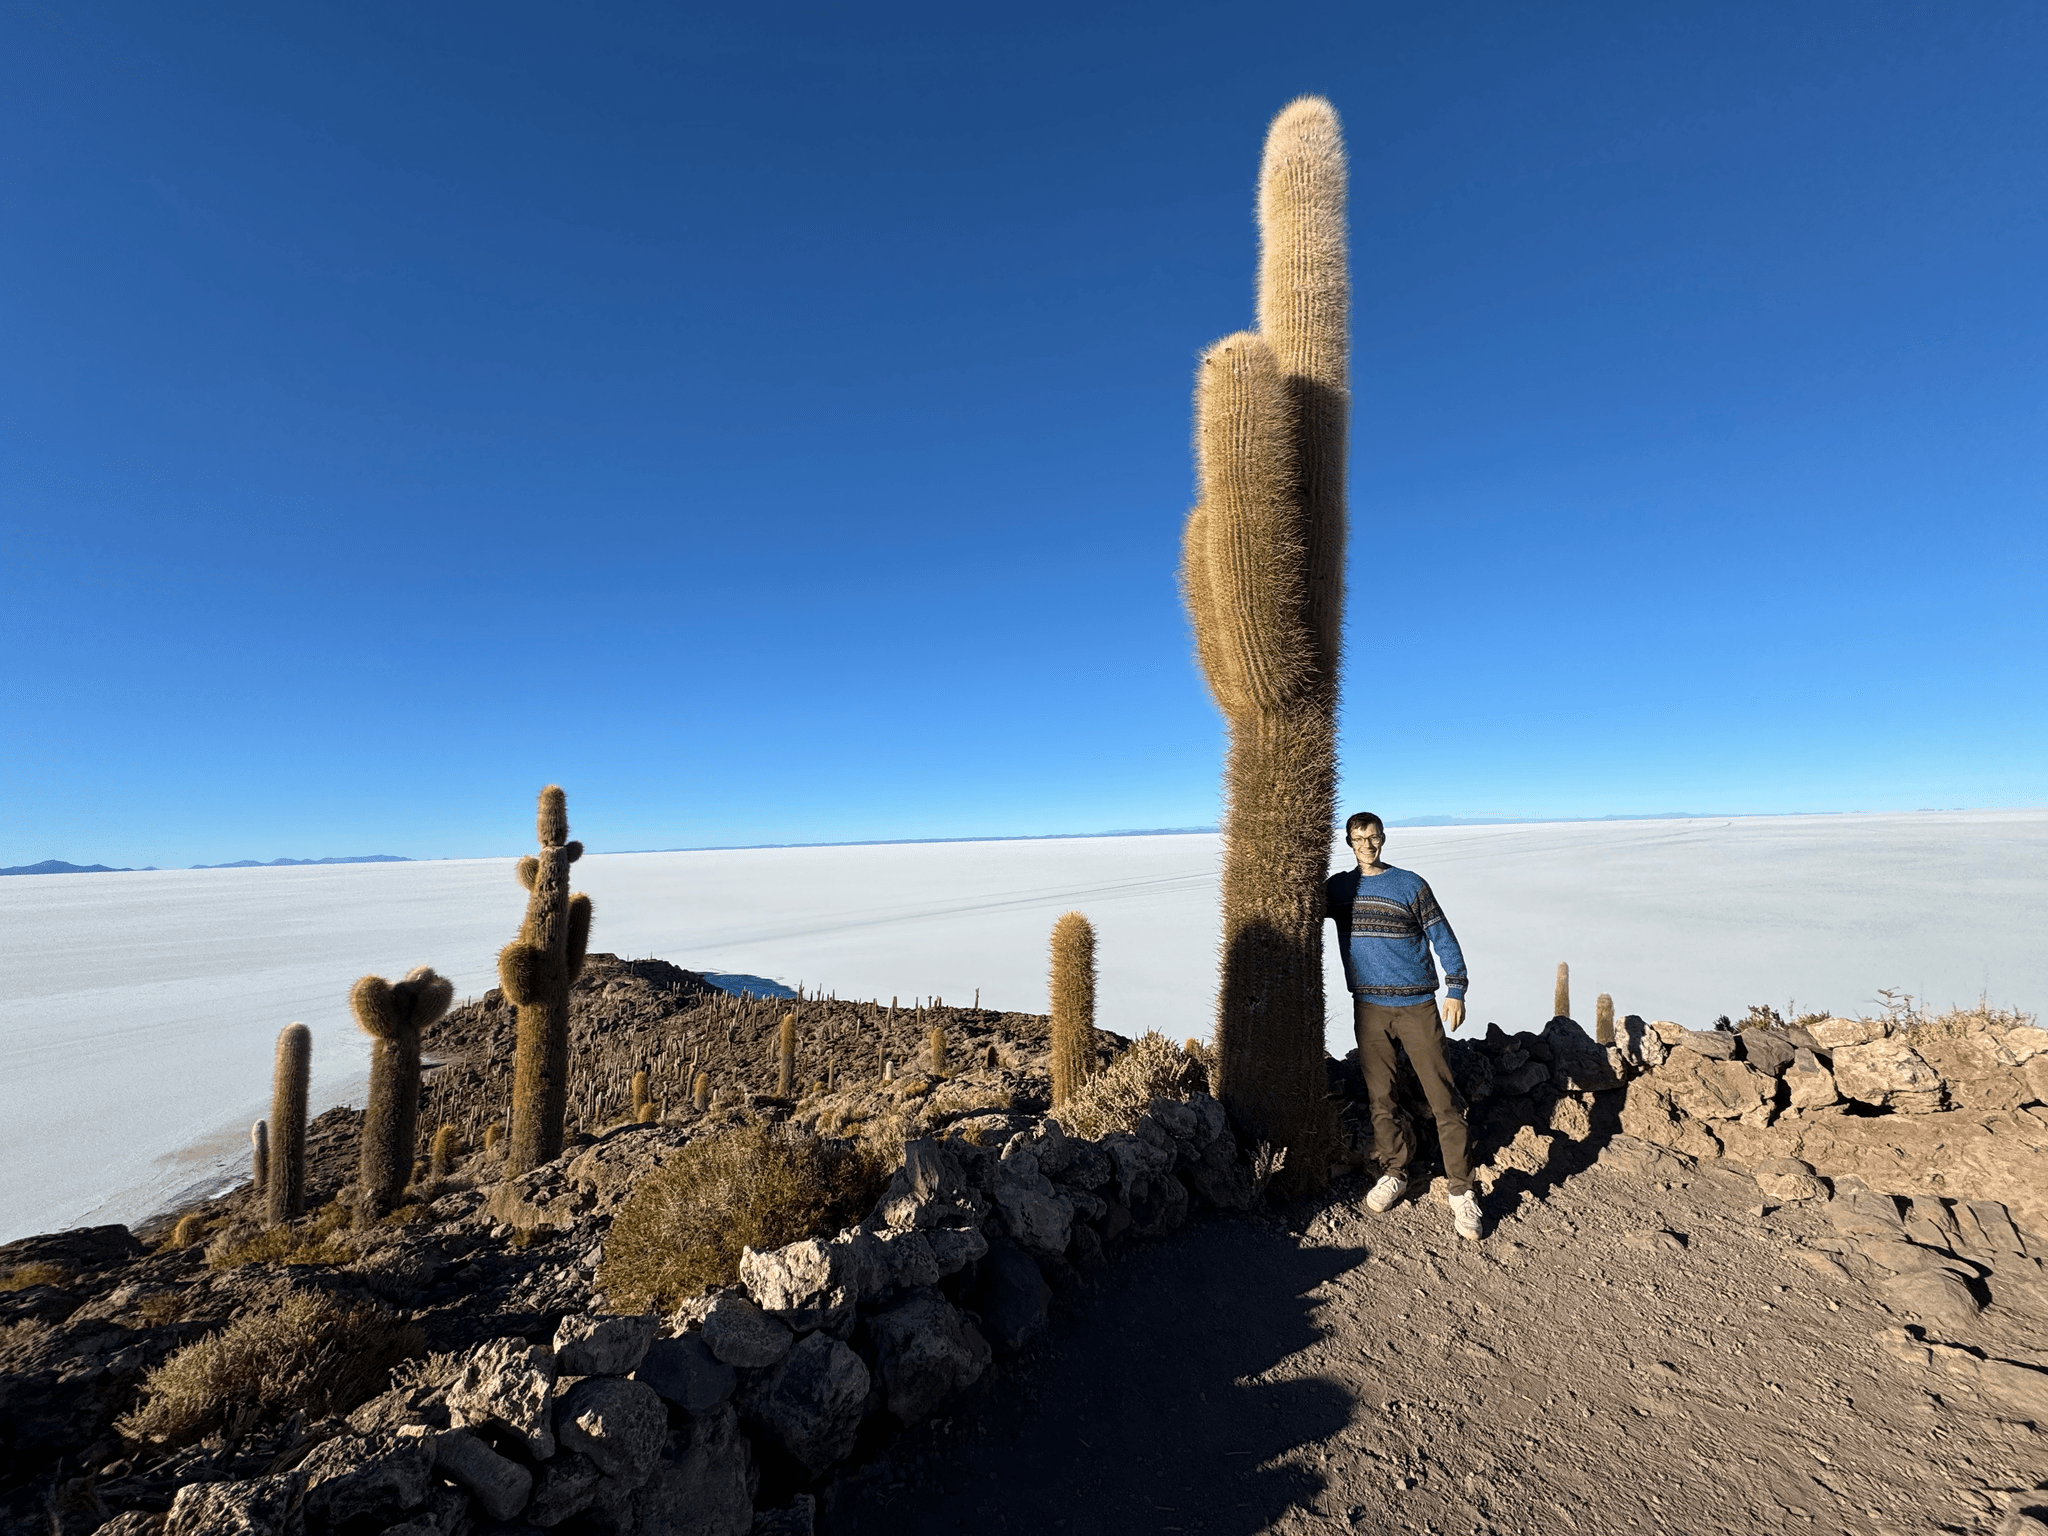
left=776, top=1015, right=796, bottom=1098
left=1595, top=992, right=1615, bottom=1045
left=266, top=1023, right=311, bottom=1226
left=1049, top=911, right=1097, bottom=1109
left=350, top=966, right=454, bottom=1215
left=500, top=785, right=594, bottom=1174
left=1554, top=963, right=1571, bottom=1021
left=1178, top=97, right=1347, bottom=1189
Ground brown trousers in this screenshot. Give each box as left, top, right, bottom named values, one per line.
left=1355, top=997, right=1473, bottom=1196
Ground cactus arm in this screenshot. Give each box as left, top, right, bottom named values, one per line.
left=517, top=856, right=539, bottom=892
left=564, top=840, right=583, bottom=863
left=565, top=893, right=592, bottom=982
left=402, top=966, right=455, bottom=1030
left=350, top=975, right=398, bottom=1039
left=499, top=940, right=547, bottom=1006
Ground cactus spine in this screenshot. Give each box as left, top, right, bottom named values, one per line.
left=250, top=1120, right=269, bottom=1199
left=1595, top=992, right=1615, bottom=1045
left=1554, top=963, right=1571, bottom=1021
left=777, top=1015, right=796, bottom=1097
left=1179, top=98, right=1347, bottom=1187
left=266, top=1023, right=311, bottom=1226
left=1049, top=911, right=1097, bottom=1108
left=350, top=966, right=454, bottom=1216
left=500, top=786, right=594, bottom=1175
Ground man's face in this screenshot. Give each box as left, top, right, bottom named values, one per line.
left=1348, top=821, right=1385, bottom=864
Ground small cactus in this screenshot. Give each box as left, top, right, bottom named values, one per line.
left=351, top=966, right=455, bottom=1216
left=692, top=1072, right=711, bottom=1113
left=250, top=1120, right=269, bottom=1199
left=266, top=1023, right=311, bottom=1226
left=1595, top=993, right=1615, bottom=1045
left=1554, top=963, right=1571, bottom=1021
left=777, top=1014, right=796, bottom=1098
left=169, top=1213, right=203, bottom=1249
left=638, top=1099, right=659, bottom=1124
left=883, top=1059, right=895, bottom=1083
left=501, top=785, right=595, bottom=1175
left=631, top=1069, right=651, bottom=1119
left=927, top=1025, right=947, bottom=1076
left=427, top=1124, right=459, bottom=1182
left=484, top=1123, right=503, bottom=1157
left=984, top=1043, right=999, bottom=1071
left=1050, top=912, right=1096, bottom=1108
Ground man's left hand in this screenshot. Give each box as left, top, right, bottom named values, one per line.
left=1442, top=998, right=1466, bottom=1033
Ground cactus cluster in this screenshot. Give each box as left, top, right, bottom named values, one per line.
left=1049, top=911, right=1097, bottom=1109
left=1178, top=98, right=1349, bottom=1185
left=499, top=786, right=595, bottom=1175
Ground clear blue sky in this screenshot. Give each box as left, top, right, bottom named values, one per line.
left=4, top=2, right=2043, bottom=868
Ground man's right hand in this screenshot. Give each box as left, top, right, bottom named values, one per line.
left=1442, top=997, right=1466, bottom=1033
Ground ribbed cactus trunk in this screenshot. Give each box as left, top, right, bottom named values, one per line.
left=1554, top=963, right=1571, bottom=1021
left=1179, top=98, right=1347, bottom=1194
left=501, top=786, right=594, bottom=1175
left=1049, top=911, right=1097, bottom=1109
left=927, top=1026, right=947, bottom=1076
left=429, top=1124, right=459, bottom=1181
left=351, top=966, right=454, bottom=1216
left=1595, top=993, right=1615, bottom=1045
left=266, top=1023, right=310, bottom=1226
left=776, top=1016, right=796, bottom=1097
left=692, top=1072, right=711, bottom=1113
left=632, top=1069, right=652, bottom=1118
left=250, top=1120, right=268, bottom=1201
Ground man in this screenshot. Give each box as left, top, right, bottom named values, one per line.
left=1325, top=811, right=1482, bottom=1241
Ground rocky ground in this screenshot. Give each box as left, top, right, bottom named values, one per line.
left=834, top=1153, right=2048, bottom=1536
left=3, top=979, right=2044, bottom=1536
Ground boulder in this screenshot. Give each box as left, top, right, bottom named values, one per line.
left=739, top=1230, right=887, bottom=1332
left=1657, top=1053, right=1773, bottom=1123
left=972, top=1238, right=1051, bottom=1352
left=1811, top=1016, right=1888, bottom=1048
left=554, top=1312, right=657, bottom=1377
left=1496, top=1061, right=1550, bottom=1096
left=1490, top=1126, right=1554, bottom=1177
left=1597, top=1134, right=1696, bottom=1180
left=0, top=1225, right=143, bottom=1276
left=751, top=1495, right=817, bottom=1536
left=556, top=1375, right=667, bottom=1483
left=1548, top=1096, right=1593, bottom=1142
left=867, top=1139, right=983, bottom=1232
left=2006, top=1027, right=2048, bottom=1064
left=1097, top=1132, right=1177, bottom=1197
left=1785, top=1049, right=1839, bottom=1112
left=1753, top=1157, right=1826, bottom=1203
left=639, top=1334, right=737, bottom=1415
left=1958, top=1200, right=2024, bottom=1256
left=1541, top=1016, right=1621, bottom=1090
left=446, top=1337, right=557, bottom=1460
left=989, top=1148, right=1076, bottom=1256
left=298, top=1431, right=434, bottom=1528
left=564, top=1126, right=699, bottom=1213
left=164, top=1476, right=304, bottom=1536
left=1831, top=1040, right=1944, bottom=1112
left=1617, top=1015, right=1668, bottom=1069
left=634, top=1405, right=757, bottom=1536
left=1671, top=1029, right=1739, bottom=1061
left=435, top=1427, right=533, bottom=1522
left=1741, top=1030, right=1799, bottom=1077
left=699, top=1295, right=794, bottom=1369
left=867, top=1291, right=993, bottom=1421
left=1181, top=1136, right=1254, bottom=1211
left=1618, top=1082, right=1723, bottom=1162
left=1879, top=1269, right=1980, bottom=1331
left=1978, top=1360, right=2048, bottom=1422
left=527, top=1450, right=609, bottom=1528
left=737, top=1332, right=870, bottom=1477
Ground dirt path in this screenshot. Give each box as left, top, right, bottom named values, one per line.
left=829, top=1158, right=2048, bottom=1536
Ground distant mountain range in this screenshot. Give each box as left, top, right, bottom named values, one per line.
left=1, top=855, right=411, bottom=876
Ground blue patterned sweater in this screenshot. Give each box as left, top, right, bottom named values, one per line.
left=1324, top=864, right=1470, bottom=1005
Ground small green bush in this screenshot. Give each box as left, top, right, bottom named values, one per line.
left=117, top=1290, right=421, bottom=1448
left=1053, top=1031, right=1198, bottom=1140
left=597, top=1119, right=893, bottom=1313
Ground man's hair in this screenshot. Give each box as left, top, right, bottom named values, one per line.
left=1344, top=811, right=1384, bottom=836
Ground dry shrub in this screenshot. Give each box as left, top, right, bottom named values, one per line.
left=117, top=1290, right=422, bottom=1448
left=1053, top=1032, right=1198, bottom=1140
left=598, top=1118, right=894, bottom=1313
left=0, top=1262, right=72, bottom=1292
left=0, top=1318, right=53, bottom=1367
left=136, top=1291, right=189, bottom=1328
left=209, top=1200, right=358, bottom=1269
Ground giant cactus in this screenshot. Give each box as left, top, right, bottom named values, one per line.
left=1049, top=911, right=1097, bottom=1109
left=350, top=965, right=454, bottom=1215
left=500, top=785, right=594, bottom=1174
left=266, top=1023, right=311, bottom=1226
left=1178, top=97, right=1348, bottom=1189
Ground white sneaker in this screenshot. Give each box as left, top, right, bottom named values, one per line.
left=1366, top=1174, right=1408, bottom=1213
left=1450, top=1190, right=1483, bottom=1241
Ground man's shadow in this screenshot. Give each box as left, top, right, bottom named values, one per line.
left=828, top=1218, right=1368, bottom=1536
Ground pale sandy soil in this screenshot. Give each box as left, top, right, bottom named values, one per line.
left=832, top=1158, right=2048, bottom=1536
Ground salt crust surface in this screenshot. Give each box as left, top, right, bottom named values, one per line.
left=2, top=808, right=2042, bottom=1241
